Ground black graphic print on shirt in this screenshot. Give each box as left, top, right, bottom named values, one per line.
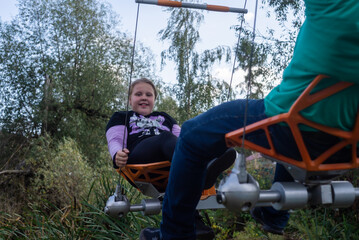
left=129, top=113, right=170, bottom=137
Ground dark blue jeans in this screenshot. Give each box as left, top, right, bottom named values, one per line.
left=161, top=99, right=294, bottom=239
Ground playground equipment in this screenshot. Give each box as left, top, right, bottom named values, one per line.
left=218, top=75, right=359, bottom=212
left=104, top=0, right=359, bottom=224
left=104, top=149, right=236, bottom=218
left=105, top=75, right=359, bottom=218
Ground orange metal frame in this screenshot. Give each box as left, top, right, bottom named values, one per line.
left=118, top=161, right=216, bottom=197
left=118, top=161, right=171, bottom=193
left=226, top=75, right=359, bottom=171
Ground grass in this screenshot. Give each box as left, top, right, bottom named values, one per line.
left=2, top=157, right=359, bottom=239
left=0, top=175, right=160, bottom=240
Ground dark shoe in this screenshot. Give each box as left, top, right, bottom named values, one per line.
left=139, top=227, right=162, bottom=240
left=204, top=148, right=236, bottom=190
left=250, top=207, right=284, bottom=235
left=195, top=211, right=215, bottom=240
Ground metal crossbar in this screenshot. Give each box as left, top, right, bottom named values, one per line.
left=135, top=0, right=248, bottom=13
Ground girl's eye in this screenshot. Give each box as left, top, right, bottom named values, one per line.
left=146, top=93, right=153, bottom=97
left=135, top=92, right=142, bottom=96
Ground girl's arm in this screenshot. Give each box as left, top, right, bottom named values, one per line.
left=172, top=124, right=181, bottom=137
left=106, top=125, right=128, bottom=167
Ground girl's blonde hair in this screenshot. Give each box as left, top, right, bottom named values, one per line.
left=129, top=78, right=158, bottom=99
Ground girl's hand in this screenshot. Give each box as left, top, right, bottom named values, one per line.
left=115, top=148, right=130, bottom=168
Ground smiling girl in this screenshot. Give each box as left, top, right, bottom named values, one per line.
left=106, top=78, right=180, bottom=168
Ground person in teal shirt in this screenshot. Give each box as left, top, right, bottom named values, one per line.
left=140, top=1, right=359, bottom=239
left=266, top=0, right=359, bottom=130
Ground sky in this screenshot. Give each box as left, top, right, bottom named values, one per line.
left=0, top=0, right=264, bottom=86
left=109, top=0, right=257, bottom=85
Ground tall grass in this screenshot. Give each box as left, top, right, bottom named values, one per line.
left=288, top=207, right=359, bottom=240
left=0, top=174, right=161, bottom=240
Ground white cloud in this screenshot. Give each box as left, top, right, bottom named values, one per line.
left=213, top=65, right=246, bottom=85
left=244, top=12, right=254, bottom=23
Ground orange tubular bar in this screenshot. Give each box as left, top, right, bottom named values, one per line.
left=136, top=0, right=248, bottom=13
left=226, top=75, right=359, bottom=172
left=205, top=5, right=229, bottom=12
left=157, top=0, right=182, bottom=7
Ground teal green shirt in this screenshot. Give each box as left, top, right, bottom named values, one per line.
left=264, top=0, right=359, bottom=131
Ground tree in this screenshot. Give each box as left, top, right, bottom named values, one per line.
left=159, top=7, right=231, bottom=123
left=229, top=0, right=305, bottom=100
left=158, top=0, right=304, bottom=123
left=0, top=0, right=157, bottom=164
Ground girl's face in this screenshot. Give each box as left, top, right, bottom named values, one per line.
left=129, top=82, right=155, bottom=116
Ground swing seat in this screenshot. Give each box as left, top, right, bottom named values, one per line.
left=118, top=148, right=237, bottom=198
left=118, top=161, right=171, bottom=194
left=118, top=161, right=217, bottom=199
left=225, top=75, right=359, bottom=179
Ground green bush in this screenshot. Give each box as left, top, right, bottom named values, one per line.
left=246, top=156, right=275, bottom=189
left=27, top=136, right=95, bottom=208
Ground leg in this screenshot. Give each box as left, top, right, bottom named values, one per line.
left=160, top=131, right=178, bottom=161
left=161, top=99, right=268, bottom=239
left=128, top=131, right=177, bottom=164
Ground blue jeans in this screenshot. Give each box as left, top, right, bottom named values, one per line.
left=161, top=99, right=294, bottom=239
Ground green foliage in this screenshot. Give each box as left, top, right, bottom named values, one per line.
left=246, top=156, right=275, bottom=189
left=262, top=0, right=304, bottom=23
left=0, top=131, right=31, bottom=214
left=26, top=136, right=95, bottom=208
left=289, top=208, right=359, bottom=240
left=207, top=209, right=248, bottom=240
left=1, top=1, right=359, bottom=240
left=258, top=0, right=305, bottom=91
left=285, top=170, right=359, bottom=239
left=0, top=172, right=160, bottom=239
left=232, top=27, right=270, bottom=99
left=157, top=0, right=305, bottom=122
left=0, top=0, right=158, bottom=164
left=0, top=130, right=162, bottom=239
left=154, top=95, right=180, bottom=123
left=233, top=221, right=287, bottom=240
left=0, top=131, right=29, bottom=171
left=159, top=7, right=232, bottom=123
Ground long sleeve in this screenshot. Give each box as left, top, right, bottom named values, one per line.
left=106, top=125, right=128, bottom=162
left=172, top=124, right=181, bottom=137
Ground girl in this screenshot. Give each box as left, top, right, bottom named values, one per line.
left=106, top=78, right=227, bottom=240
left=106, top=78, right=180, bottom=168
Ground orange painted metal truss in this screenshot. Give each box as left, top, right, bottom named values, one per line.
left=118, top=161, right=171, bottom=193
left=135, top=0, right=248, bottom=14
left=226, top=75, right=359, bottom=172
left=118, top=161, right=216, bottom=198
